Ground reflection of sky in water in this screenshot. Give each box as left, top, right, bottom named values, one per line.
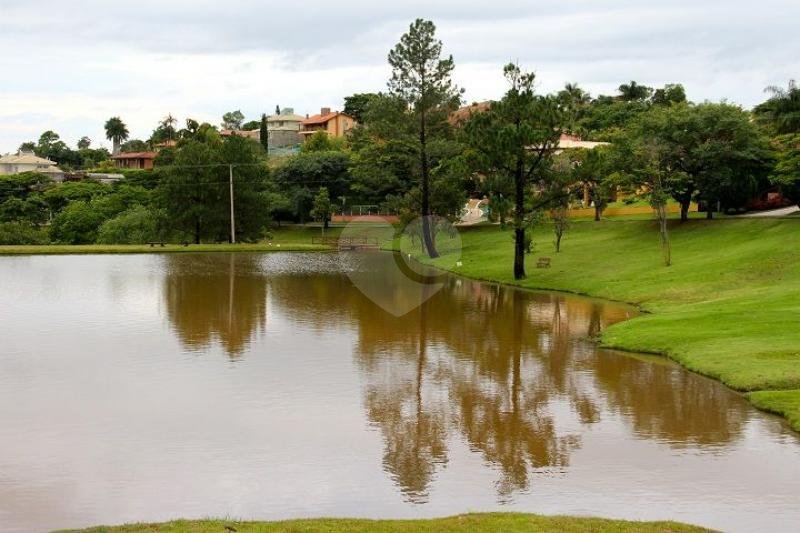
left=0, top=252, right=798, bottom=533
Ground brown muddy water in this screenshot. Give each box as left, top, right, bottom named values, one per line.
left=0, top=253, right=798, bottom=532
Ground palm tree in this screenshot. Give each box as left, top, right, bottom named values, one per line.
left=160, top=113, right=178, bottom=141
left=754, top=80, right=800, bottom=134
left=561, top=82, right=590, bottom=106
left=558, top=83, right=591, bottom=135
left=618, top=81, right=653, bottom=102
left=104, top=117, right=129, bottom=155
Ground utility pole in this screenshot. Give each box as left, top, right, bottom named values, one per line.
left=229, top=164, right=236, bottom=244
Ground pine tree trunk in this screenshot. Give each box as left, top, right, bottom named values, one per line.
left=513, top=156, right=526, bottom=280
left=420, top=108, right=438, bottom=258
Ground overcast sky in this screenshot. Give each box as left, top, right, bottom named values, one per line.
left=1, top=0, right=798, bottom=154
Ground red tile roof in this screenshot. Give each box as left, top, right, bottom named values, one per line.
left=302, top=111, right=354, bottom=126
left=111, top=152, right=157, bottom=159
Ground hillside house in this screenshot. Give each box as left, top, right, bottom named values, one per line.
left=111, top=151, right=157, bottom=170
left=300, top=108, right=356, bottom=140
left=0, top=150, right=65, bottom=181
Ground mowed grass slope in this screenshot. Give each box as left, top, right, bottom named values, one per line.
left=420, top=219, right=800, bottom=430
left=66, top=513, right=709, bottom=532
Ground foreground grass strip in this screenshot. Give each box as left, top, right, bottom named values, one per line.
left=415, top=219, right=800, bottom=431
left=65, top=513, right=710, bottom=532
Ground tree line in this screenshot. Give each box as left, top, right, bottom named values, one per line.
left=2, top=19, right=798, bottom=279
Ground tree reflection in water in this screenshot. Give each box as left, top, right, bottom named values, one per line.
left=163, top=252, right=750, bottom=501
left=163, top=254, right=268, bottom=358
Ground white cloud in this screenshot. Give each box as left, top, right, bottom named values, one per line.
left=1, top=0, right=798, bottom=153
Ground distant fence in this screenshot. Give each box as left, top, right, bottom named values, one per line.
left=312, top=236, right=380, bottom=249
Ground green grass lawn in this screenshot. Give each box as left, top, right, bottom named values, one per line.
left=64, top=513, right=708, bottom=532
left=0, top=224, right=400, bottom=256
left=0, top=226, right=343, bottom=255
left=415, top=218, right=800, bottom=430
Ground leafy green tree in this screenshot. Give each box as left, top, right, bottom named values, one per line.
left=150, top=114, right=178, bottom=143
left=291, top=187, right=314, bottom=223
left=91, top=183, right=151, bottom=219
left=50, top=200, right=107, bottom=244
left=78, top=146, right=111, bottom=169
left=33, top=131, right=82, bottom=168
left=651, top=84, right=687, bottom=106
left=185, top=118, right=200, bottom=134
left=770, top=134, right=800, bottom=207
left=158, top=135, right=270, bottom=243
left=387, top=18, right=463, bottom=258
left=220, top=136, right=272, bottom=242
left=77, top=136, right=92, bottom=149
left=275, top=151, right=352, bottom=204
left=120, top=139, right=149, bottom=152
left=19, top=141, right=36, bottom=152
left=618, top=81, right=653, bottom=101
left=97, top=206, right=165, bottom=244
left=0, top=195, right=49, bottom=225
left=310, top=187, right=333, bottom=232
left=464, top=63, right=568, bottom=280
left=43, top=181, right=109, bottom=213
left=221, top=110, right=245, bottom=130
left=241, top=120, right=260, bottom=131
left=576, top=98, right=650, bottom=138
left=569, top=146, right=615, bottom=221
left=349, top=94, right=418, bottom=203
left=105, top=117, right=129, bottom=155
left=622, top=102, right=772, bottom=220
left=259, top=113, right=269, bottom=152
left=265, top=190, right=292, bottom=226
left=487, top=188, right=513, bottom=228
left=302, top=131, right=336, bottom=152
left=0, top=172, right=52, bottom=204
left=158, top=140, right=224, bottom=244
left=37, top=130, right=62, bottom=155
left=558, top=83, right=591, bottom=132
left=754, top=80, right=800, bottom=134
left=344, top=93, right=380, bottom=123
left=0, top=222, right=49, bottom=245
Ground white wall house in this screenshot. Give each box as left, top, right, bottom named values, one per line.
left=0, top=150, right=65, bottom=181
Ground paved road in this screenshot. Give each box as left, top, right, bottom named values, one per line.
left=740, top=205, right=799, bottom=217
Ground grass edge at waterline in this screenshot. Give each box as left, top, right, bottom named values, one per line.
left=62, top=512, right=711, bottom=532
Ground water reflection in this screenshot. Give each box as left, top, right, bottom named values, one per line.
left=163, top=254, right=268, bottom=357
left=1, top=252, right=797, bottom=532
left=262, top=253, right=751, bottom=500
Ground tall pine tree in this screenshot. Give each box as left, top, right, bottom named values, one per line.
left=387, top=19, right=462, bottom=258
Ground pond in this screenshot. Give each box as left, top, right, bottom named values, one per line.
left=0, top=253, right=798, bottom=532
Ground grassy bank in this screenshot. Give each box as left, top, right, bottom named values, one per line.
left=66, top=513, right=708, bottom=532
left=0, top=227, right=341, bottom=255
left=416, top=218, right=800, bottom=431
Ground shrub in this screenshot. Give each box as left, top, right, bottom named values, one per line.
left=49, top=201, right=107, bottom=244
left=97, top=206, right=165, bottom=244
left=0, top=222, right=49, bottom=245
